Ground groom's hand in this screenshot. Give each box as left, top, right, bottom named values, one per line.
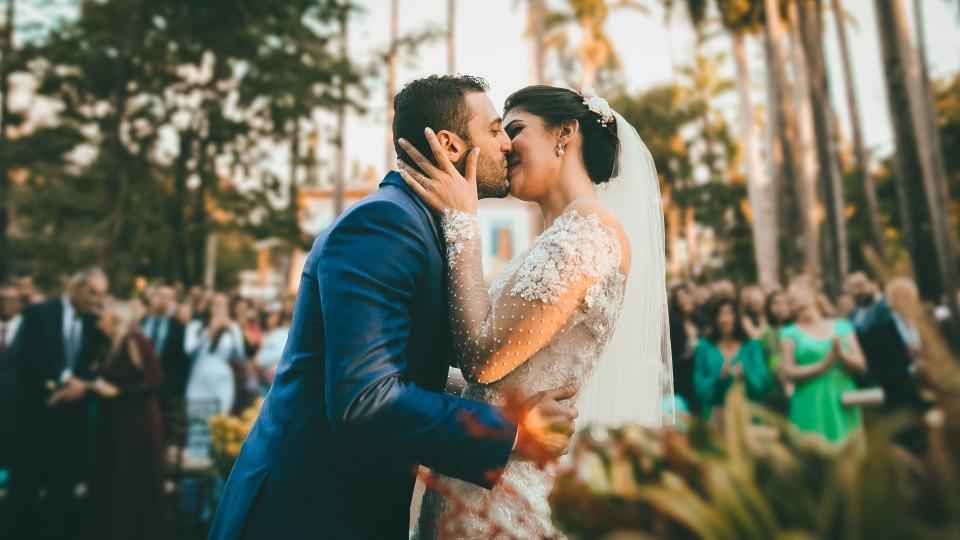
left=512, top=384, right=579, bottom=466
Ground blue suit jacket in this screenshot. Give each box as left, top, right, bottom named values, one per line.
left=208, top=173, right=517, bottom=540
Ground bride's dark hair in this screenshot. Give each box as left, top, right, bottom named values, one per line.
left=503, top=85, right=619, bottom=185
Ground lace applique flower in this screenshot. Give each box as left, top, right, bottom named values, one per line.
left=440, top=209, right=479, bottom=268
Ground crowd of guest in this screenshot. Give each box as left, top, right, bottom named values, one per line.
left=668, top=271, right=947, bottom=446
left=0, top=265, right=953, bottom=538
left=0, top=269, right=293, bottom=540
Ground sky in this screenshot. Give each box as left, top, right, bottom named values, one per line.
left=334, top=0, right=960, bottom=183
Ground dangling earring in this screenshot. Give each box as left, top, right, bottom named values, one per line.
left=556, top=142, right=565, bottom=157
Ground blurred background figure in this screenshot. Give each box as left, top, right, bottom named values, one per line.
left=9, top=267, right=108, bottom=540
left=761, top=289, right=792, bottom=413
left=184, top=293, right=243, bottom=417
left=13, top=273, right=44, bottom=306
left=694, top=298, right=771, bottom=420
left=835, top=293, right=856, bottom=319
left=256, top=305, right=291, bottom=394
left=84, top=300, right=165, bottom=540
left=231, top=297, right=262, bottom=413
left=669, top=282, right=699, bottom=415
left=779, top=282, right=866, bottom=443
left=142, top=286, right=190, bottom=447
left=846, top=271, right=924, bottom=412
left=739, top=285, right=767, bottom=340
left=0, top=286, right=23, bottom=483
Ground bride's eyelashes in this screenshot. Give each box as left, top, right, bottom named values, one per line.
left=505, top=122, right=523, bottom=139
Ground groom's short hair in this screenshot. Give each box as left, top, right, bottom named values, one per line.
left=393, top=75, right=488, bottom=174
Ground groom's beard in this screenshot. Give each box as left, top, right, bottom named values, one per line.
left=474, top=149, right=509, bottom=199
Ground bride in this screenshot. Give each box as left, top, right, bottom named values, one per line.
left=397, top=85, right=672, bottom=539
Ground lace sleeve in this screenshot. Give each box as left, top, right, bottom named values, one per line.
left=441, top=208, right=622, bottom=384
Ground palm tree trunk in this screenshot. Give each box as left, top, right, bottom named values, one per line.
left=386, top=0, right=398, bottom=170
left=730, top=30, right=779, bottom=289
left=334, top=5, right=348, bottom=217
left=832, top=0, right=885, bottom=261
left=577, top=17, right=598, bottom=88
left=763, top=0, right=803, bottom=278
left=875, top=0, right=960, bottom=345
left=911, top=0, right=959, bottom=319
left=526, top=0, right=546, bottom=84
left=796, top=0, right=848, bottom=299
left=788, top=3, right=822, bottom=281
left=0, top=0, right=15, bottom=281
left=447, top=0, right=456, bottom=75
left=170, top=128, right=193, bottom=284
left=192, top=143, right=211, bottom=285
left=873, top=0, right=941, bottom=297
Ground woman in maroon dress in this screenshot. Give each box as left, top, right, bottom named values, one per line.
left=85, top=299, right=166, bottom=540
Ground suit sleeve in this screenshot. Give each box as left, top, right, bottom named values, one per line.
left=318, top=199, right=517, bottom=488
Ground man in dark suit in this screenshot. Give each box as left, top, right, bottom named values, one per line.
left=142, top=285, right=188, bottom=443
left=9, top=268, right=108, bottom=540
left=0, top=286, right=23, bottom=474
left=209, top=75, right=577, bottom=540
left=846, top=271, right=923, bottom=411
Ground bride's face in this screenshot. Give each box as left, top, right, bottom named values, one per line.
left=503, top=109, right=563, bottom=202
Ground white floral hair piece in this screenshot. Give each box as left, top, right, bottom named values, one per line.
left=579, top=87, right=615, bottom=127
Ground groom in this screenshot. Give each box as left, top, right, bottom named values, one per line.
left=209, top=75, right=578, bottom=540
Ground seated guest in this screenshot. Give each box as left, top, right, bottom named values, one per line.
left=780, top=282, right=867, bottom=443
left=694, top=298, right=772, bottom=420
left=85, top=300, right=165, bottom=540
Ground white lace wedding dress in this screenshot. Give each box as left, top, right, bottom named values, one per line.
left=414, top=206, right=627, bottom=540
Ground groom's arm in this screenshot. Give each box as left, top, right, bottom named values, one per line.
left=318, top=198, right=516, bottom=488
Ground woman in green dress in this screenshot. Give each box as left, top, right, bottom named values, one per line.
left=694, top=298, right=773, bottom=420
left=779, top=282, right=868, bottom=443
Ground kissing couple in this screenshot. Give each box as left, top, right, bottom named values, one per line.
left=209, top=75, right=673, bottom=540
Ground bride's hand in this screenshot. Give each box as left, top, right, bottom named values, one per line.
left=396, top=128, right=479, bottom=215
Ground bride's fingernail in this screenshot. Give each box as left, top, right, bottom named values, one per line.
left=425, top=127, right=433, bottom=135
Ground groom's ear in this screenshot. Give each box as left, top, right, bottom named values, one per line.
left=435, top=130, right=468, bottom=169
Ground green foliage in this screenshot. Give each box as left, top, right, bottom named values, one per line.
left=6, top=0, right=365, bottom=293
left=551, top=386, right=960, bottom=540
left=611, top=55, right=756, bottom=282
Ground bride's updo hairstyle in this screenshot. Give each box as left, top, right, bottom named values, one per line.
left=503, top=86, right=619, bottom=185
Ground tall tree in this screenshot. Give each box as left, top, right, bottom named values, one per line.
left=716, top=0, right=780, bottom=289
left=795, top=0, right=848, bottom=298
left=788, top=0, right=822, bottom=282
left=873, top=0, right=960, bottom=344
left=12, top=0, right=364, bottom=289
left=447, top=0, right=455, bottom=74
left=762, top=0, right=805, bottom=277
left=524, top=0, right=547, bottom=84
left=334, top=2, right=349, bottom=217
left=559, top=0, right=647, bottom=89
left=831, top=0, right=885, bottom=261
left=386, top=0, right=399, bottom=169
left=0, top=0, right=15, bottom=281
